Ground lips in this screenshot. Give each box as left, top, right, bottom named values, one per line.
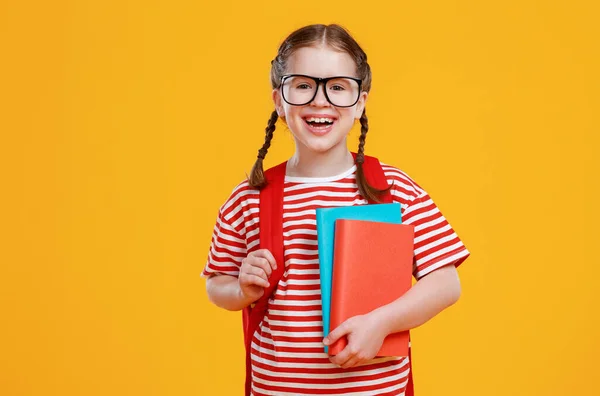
left=302, top=115, right=337, bottom=136
left=302, top=113, right=338, bottom=122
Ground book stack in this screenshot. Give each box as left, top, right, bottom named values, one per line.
left=315, top=203, right=414, bottom=357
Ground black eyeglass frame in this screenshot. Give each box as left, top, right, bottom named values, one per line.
left=279, top=74, right=363, bottom=108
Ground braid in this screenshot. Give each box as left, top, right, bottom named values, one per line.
left=355, top=109, right=391, bottom=202
left=248, top=110, right=278, bottom=189
left=356, top=111, right=369, bottom=164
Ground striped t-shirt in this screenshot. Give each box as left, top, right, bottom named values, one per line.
left=202, top=162, right=470, bottom=395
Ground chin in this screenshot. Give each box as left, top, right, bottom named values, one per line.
left=300, top=133, right=347, bottom=154
left=292, top=122, right=350, bottom=154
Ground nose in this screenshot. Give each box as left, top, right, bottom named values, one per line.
left=311, top=83, right=330, bottom=107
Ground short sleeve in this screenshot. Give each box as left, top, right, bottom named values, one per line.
left=402, top=191, right=471, bottom=280
left=201, top=206, right=248, bottom=279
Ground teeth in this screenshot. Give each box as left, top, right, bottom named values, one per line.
left=306, top=117, right=334, bottom=123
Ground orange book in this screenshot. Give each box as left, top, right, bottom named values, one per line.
left=328, top=219, right=415, bottom=357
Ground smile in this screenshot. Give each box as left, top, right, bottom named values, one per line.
left=304, top=116, right=335, bottom=125
left=302, top=116, right=337, bottom=136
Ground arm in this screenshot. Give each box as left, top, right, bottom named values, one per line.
left=206, top=274, right=257, bottom=312
left=325, top=264, right=461, bottom=368
left=374, top=264, right=461, bottom=334
left=205, top=249, right=278, bottom=312
left=324, top=179, right=470, bottom=368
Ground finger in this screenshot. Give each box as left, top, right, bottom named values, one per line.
left=250, top=249, right=278, bottom=271
left=323, top=322, right=351, bottom=346
left=341, top=358, right=358, bottom=369
left=248, top=256, right=272, bottom=278
left=244, top=263, right=270, bottom=281
left=330, top=347, right=354, bottom=367
left=241, top=257, right=270, bottom=278
left=341, top=355, right=362, bottom=369
left=330, top=344, right=355, bottom=367
left=241, top=274, right=269, bottom=289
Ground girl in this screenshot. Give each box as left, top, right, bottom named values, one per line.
left=202, top=24, right=470, bottom=396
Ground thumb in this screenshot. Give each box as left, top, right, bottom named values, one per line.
left=323, top=322, right=351, bottom=346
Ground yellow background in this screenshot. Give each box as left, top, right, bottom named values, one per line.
left=1, top=0, right=598, bottom=395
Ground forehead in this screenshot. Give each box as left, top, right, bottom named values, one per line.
left=287, top=46, right=357, bottom=77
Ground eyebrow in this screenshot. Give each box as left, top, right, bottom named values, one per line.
left=283, top=74, right=361, bottom=79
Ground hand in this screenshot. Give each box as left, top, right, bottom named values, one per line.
left=238, top=249, right=278, bottom=302
left=323, top=312, right=389, bottom=369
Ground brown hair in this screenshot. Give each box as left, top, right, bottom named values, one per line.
left=248, top=24, right=391, bottom=202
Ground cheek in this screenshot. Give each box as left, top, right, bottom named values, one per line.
left=339, top=108, right=359, bottom=125
left=338, top=106, right=358, bottom=119
left=283, top=106, right=302, bottom=122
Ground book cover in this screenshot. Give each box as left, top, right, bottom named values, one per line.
left=328, top=219, right=414, bottom=357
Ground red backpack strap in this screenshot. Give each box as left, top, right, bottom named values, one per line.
left=351, top=152, right=393, bottom=204
left=354, top=152, right=415, bottom=396
left=242, top=160, right=287, bottom=396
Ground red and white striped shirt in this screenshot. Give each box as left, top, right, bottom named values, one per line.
left=202, top=162, right=470, bottom=395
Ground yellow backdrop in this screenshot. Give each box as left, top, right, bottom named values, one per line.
left=1, top=0, right=598, bottom=395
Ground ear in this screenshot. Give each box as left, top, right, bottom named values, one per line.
left=272, top=89, right=285, bottom=118
left=355, top=91, right=368, bottom=120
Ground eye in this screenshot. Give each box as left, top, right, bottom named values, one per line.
left=296, top=83, right=312, bottom=90
left=330, top=84, right=346, bottom=91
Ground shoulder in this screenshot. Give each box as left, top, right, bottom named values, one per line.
left=378, top=161, right=427, bottom=204
left=219, top=160, right=286, bottom=219
left=217, top=178, right=260, bottom=230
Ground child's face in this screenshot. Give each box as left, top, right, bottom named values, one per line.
left=272, top=45, right=367, bottom=156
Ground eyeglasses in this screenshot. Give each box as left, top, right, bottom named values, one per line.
left=280, top=74, right=363, bottom=108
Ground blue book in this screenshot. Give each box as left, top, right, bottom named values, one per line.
left=315, top=203, right=402, bottom=353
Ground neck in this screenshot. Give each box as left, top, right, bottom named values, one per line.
left=287, top=143, right=355, bottom=178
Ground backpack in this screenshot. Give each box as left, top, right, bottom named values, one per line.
left=242, top=152, right=415, bottom=396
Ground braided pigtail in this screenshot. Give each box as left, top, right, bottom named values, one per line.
left=248, top=110, right=279, bottom=189
left=355, top=109, right=392, bottom=202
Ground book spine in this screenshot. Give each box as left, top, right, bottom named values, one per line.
left=328, top=220, right=350, bottom=356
